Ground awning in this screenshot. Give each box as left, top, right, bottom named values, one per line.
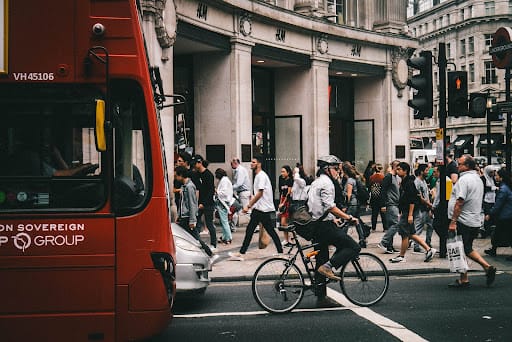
left=451, top=134, right=474, bottom=151
left=477, top=134, right=503, bottom=148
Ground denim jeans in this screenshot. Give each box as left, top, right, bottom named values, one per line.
left=380, top=205, right=399, bottom=247
left=216, top=203, right=232, bottom=241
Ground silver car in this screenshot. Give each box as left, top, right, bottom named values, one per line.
left=172, top=223, right=211, bottom=294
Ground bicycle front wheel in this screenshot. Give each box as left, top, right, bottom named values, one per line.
left=340, top=252, right=389, bottom=306
left=252, top=258, right=305, bottom=313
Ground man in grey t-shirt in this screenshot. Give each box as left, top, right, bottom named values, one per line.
left=447, top=154, right=496, bottom=288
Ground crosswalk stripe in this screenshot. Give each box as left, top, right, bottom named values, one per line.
left=326, top=288, right=428, bottom=342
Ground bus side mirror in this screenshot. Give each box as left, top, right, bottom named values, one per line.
left=95, top=99, right=107, bottom=152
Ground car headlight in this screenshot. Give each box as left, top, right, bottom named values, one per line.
left=175, top=236, right=202, bottom=252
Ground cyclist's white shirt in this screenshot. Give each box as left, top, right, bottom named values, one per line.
left=307, top=173, right=336, bottom=221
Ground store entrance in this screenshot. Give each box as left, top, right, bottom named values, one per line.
left=252, top=68, right=276, bottom=188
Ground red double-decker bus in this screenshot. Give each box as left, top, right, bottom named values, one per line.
left=0, top=1, right=176, bottom=340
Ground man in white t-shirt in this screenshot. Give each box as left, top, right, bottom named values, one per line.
left=229, top=156, right=283, bottom=260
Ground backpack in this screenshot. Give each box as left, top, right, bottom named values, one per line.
left=356, top=178, right=370, bottom=205
left=369, top=182, right=382, bottom=204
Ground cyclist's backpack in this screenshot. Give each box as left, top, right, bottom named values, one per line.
left=369, top=182, right=382, bottom=204
left=356, top=178, right=370, bottom=206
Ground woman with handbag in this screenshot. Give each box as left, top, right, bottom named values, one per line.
left=484, top=167, right=512, bottom=259
left=214, top=168, right=234, bottom=244
left=278, top=165, right=294, bottom=247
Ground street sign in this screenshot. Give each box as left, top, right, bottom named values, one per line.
left=491, top=27, right=512, bottom=69
left=436, top=128, right=444, bottom=165
left=496, top=101, right=512, bottom=112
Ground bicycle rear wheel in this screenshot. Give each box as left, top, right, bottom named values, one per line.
left=340, top=252, right=389, bottom=306
left=252, top=258, right=304, bottom=313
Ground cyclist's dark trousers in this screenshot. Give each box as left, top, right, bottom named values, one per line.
left=178, top=218, right=213, bottom=256
left=314, top=221, right=361, bottom=269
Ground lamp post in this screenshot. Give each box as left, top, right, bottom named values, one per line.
left=486, top=91, right=493, bottom=166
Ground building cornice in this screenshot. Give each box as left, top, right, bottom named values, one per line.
left=199, top=0, right=418, bottom=49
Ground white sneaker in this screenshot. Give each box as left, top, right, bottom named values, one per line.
left=377, top=243, right=387, bottom=252
left=228, top=252, right=244, bottom=261
left=424, top=248, right=436, bottom=262
left=281, top=240, right=288, bottom=246
left=210, top=245, right=217, bottom=252
left=390, top=255, right=406, bottom=263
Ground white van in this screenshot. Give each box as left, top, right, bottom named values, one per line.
left=411, top=149, right=437, bottom=167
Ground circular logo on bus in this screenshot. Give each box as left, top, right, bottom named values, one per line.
left=12, top=233, right=31, bottom=252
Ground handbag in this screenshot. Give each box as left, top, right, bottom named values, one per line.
left=446, top=234, right=469, bottom=274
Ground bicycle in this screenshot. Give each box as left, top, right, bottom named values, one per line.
left=251, top=221, right=389, bottom=313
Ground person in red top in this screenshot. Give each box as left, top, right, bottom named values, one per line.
left=369, top=163, right=387, bottom=231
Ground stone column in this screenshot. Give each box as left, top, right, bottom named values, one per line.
left=308, top=58, right=331, bottom=170
left=230, top=38, right=254, bottom=163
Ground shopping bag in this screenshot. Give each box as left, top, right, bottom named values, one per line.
left=258, top=226, right=271, bottom=249
left=446, top=235, right=469, bottom=274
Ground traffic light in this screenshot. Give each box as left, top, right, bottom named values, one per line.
left=447, top=71, right=468, bottom=117
left=407, top=51, right=433, bottom=120
left=488, top=97, right=503, bottom=121
left=468, top=93, right=486, bottom=118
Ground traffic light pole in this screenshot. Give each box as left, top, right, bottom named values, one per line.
left=438, top=43, right=448, bottom=247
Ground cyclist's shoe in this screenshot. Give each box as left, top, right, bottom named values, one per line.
left=390, top=255, right=406, bottom=263
left=424, top=248, right=436, bottom=262
left=318, top=264, right=341, bottom=281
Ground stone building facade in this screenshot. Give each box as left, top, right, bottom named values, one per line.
left=142, top=0, right=417, bottom=189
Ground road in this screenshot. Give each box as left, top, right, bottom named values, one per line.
left=151, top=271, right=512, bottom=341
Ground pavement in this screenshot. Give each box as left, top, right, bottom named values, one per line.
left=206, top=212, right=512, bottom=282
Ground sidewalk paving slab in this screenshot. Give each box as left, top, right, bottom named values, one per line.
left=206, top=213, right=512, bottom=282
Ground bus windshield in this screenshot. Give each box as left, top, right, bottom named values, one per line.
left=0, top=81, right=149, bottom=212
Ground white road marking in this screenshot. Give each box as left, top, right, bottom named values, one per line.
left=174, top=306, right=350, bottom=318
left=326, top=288, right=428, bottom=342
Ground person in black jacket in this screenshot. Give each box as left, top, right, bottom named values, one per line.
left=390, top=162, right=436, bottom=263
left=193, top=154, right=218, bottom=250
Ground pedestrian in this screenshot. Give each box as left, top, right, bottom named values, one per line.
left=307, top=155, right=360, bottom=288
left=342, top=162, right=367, bottom=247
left=231, top=157, right=252, bottom=209
left=175, top=165, right=213, bottom=257
left=291, top=163, right=311, bottom=205
left=193, top=154, right=218, bottom=251
left=389, top=162, right=436, bottom=263
left=480, top=165, right=498, bottom=238
left=447, top=154, right=496, bottom=288
left=446, top=152, right=459, bottom=184
left=228, top=156, right=283, bottom=260
left=377, top=160, right=401, bottom=254
left=369, top=163, right=386, bottom=231
left=363, top=160, right=376, bottom=188
left=278, top=165, right=294, bottom=247
left=215, top=168, right=233, bottom=244
left=412, top=164, right=434, bottom=252
left=484, top=167, right=512, bottom=259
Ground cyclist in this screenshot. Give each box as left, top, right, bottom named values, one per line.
left=308, top=155, right=360, bottom=281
